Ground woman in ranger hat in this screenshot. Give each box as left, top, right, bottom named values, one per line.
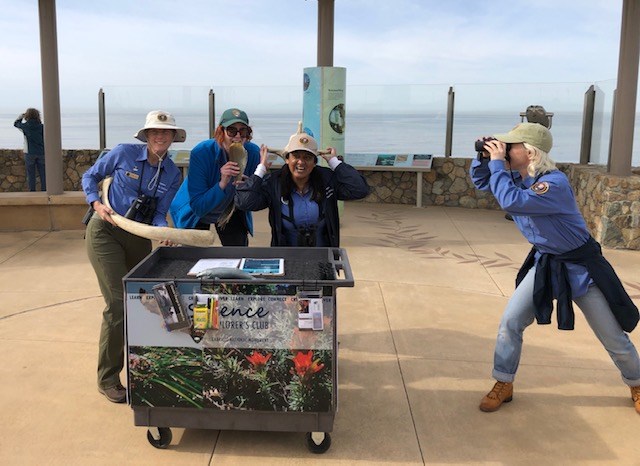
left=82, top=110, right=184, bottom=403
left=169, top=108, right=260, bottom=246
left=470, top=122, right=640, bottom=414
left=234, top=125, right=370, bottom=247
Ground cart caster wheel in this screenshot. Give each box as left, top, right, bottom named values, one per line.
left=305, top=432, right=331, bottom=453
left=147, top=427, right=172, bottom=449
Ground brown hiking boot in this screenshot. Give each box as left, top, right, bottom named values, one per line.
left=98, top=383, right=126, bottom=403
left=479, top=381, right=513, bottom=412
left=631, top=386, right=640, bottom=415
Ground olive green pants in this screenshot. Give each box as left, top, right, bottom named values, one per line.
left=86, top=216, right=151, bottom=389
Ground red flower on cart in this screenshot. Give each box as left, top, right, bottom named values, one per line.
left=292, top=350, right=325, bottom=382
left=246, top=351, right=272, bottom=369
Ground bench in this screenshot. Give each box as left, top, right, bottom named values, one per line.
left=0, top=191, right=88, bottom=230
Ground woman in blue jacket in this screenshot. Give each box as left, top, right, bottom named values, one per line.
left=169, top=108, right=260, bottom=246
left=235, top=127, right=370, bottom=247
left=14, top=108, right=45, bottom=191
left=470, top=122, right=640, bottom=414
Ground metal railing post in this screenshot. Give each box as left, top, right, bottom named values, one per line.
left=98, top=88, right=106, bottom=150
left=208, top=89, right=215, bottom=138
left=607, top=89, right=617, bottom=172
left=579, top=85, right=595, bottom=165
left=445, top=86, right=455, bottom=157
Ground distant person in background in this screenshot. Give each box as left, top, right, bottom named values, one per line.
left=82, top=110, right=184, bottom=403
left=235, top=125, right=370, bottom=247
left=169, top=108, right=260, bottom=246
left=13, top=108, right=46, bottom=191
left=470, top=122, right=640, bottom=414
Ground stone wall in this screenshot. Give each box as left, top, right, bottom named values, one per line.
left=569, top=165, right=640, bottom=249
left=1, top=149, right=638, bottom=249
left=0, top=149, right=100, bottom=191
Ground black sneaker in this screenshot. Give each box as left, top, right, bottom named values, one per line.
left=98, top=384, right=126, bottom=403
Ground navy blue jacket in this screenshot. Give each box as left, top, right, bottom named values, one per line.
left=14, top=118, right=44, bottom=155
left=235, top=163, right=370, bottom=247
left=516, top=237, right=639, bottom=332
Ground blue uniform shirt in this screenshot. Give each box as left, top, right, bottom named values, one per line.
left=470, top=158, right=592, bottom=298
left=82, top=144, right=181, bottom=227
left=280, top=190, right=328, bottom=247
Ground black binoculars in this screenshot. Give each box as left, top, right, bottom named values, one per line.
left=296, top=225, right=317, bottom=247
left=125, top=194, right=157, bottom=225
left=475, top=137, right=511, bottom=162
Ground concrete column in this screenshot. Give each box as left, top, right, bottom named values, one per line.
left=609, top=0, right=640, bottom=176
left=38, top=0, right=63, bottom=194
left=317, top=0, right=335, bottom=66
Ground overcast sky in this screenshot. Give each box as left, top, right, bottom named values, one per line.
left=0, top=0, right=627, bottom=113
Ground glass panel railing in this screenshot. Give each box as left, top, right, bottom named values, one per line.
left=451, top=82, right=591, bottom=162
left=1, top=81, right=638, bottom=167
left=591, top=79, right=615, bottom=166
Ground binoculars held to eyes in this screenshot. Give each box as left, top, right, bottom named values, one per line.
left=475, top=137, right=511, bottom=162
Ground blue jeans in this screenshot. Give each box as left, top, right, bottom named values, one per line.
left=24, top=153, right=46, bottom=191
left=492, top=267, right=640, bottom=386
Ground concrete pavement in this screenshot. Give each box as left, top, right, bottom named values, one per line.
left=1, top=203, right=639, bottom=465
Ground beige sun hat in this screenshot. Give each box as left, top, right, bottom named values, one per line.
left=283, top=122, right=318, bottom=157
left=134, top=110, right=186, bottom=143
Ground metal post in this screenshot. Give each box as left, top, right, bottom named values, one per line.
left=208, top=89, right=215, bottom=139
left=607, top=90, right=617, bottom=172
left=609, top=0, right=640, bottom=176
left=445, top=86, right=455, bottom=157
left=98, top=88, right=106, bottom=150
left=317, top=0, right=334, bottom=66
left=38, top=0, right=63, bottom=194
left=579, top=85, right=595, bottom=165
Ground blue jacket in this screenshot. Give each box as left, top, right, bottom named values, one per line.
left=169, top=139, right=260, bottom=233
left=14, top=118, right=44, bottom=155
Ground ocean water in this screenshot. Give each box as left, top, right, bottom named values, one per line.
left=2, top=111, right=639, bottom=165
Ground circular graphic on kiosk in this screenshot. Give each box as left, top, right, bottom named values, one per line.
left=328, top=104, right=345, bottom=134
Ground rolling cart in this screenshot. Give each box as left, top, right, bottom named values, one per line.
left=123, top=246, right=353, bottom=453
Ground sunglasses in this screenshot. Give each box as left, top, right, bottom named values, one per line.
left=225, top=126, right=251, bottom=138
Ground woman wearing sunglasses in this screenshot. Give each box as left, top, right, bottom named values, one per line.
left=235, top=126, right=370, bottom=247
left=170, top=108, right=260, bottom=245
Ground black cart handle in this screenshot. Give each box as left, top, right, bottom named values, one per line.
left=330, top=248, right=354, bottom=287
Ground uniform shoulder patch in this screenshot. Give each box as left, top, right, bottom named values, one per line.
left=531, top=181, right=550, bottom=195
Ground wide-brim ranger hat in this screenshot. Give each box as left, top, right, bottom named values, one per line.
left=134, top=110, right=186, bottom=143
left=493, top=122, right=553, bottom=153
left=219, top=108, right=250, bottom=128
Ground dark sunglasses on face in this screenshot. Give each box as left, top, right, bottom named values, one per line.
left=225, top=126, right=251, bottom=138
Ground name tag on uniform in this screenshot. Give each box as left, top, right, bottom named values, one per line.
left=125, top=171, right=140, bottom=180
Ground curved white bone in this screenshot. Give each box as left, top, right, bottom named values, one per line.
left=101, top=177, right=216, bottom=247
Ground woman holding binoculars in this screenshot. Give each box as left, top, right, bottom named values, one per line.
left=81, top=110, right=184, bottom=403
left=470, top=122, right=640, bottom=414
